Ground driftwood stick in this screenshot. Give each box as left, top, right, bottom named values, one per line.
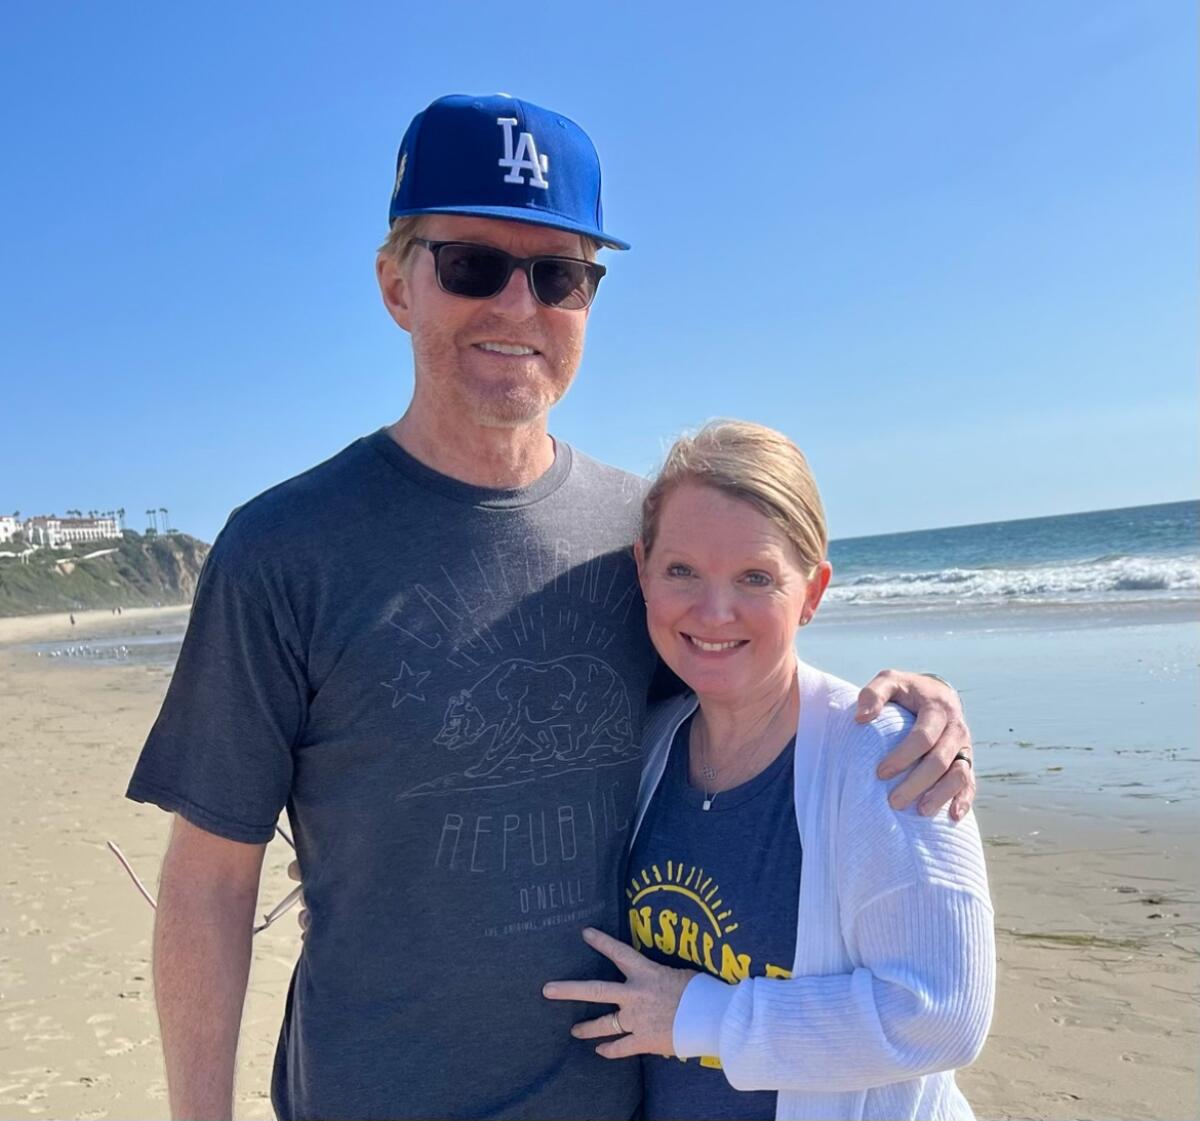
left=106, top=840, right=157, bottom=910
left=254, top=885, right=303, bottom=934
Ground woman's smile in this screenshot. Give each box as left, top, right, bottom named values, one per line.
left=682, top=634, right=749, bottom=654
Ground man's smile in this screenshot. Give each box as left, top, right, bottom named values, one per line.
left=473, top=340, right=541, bottom=356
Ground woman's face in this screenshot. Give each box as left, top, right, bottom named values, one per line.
left=635, top=482, right=832, bottom=706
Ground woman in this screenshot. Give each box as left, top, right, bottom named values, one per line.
left=543, top=421, right=994, bottom=1120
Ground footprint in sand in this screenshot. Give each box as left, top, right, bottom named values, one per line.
left=74, top=1073, right=111, bottom=1087
left=0, top=1068, right=59, bottom=1113
left=993, top=1038, right=1048, bottom=1062
left=102, top=1035, right=155, bottom=1057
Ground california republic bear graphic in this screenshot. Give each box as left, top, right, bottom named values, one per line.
left=399, top=656, right=637, bottom=798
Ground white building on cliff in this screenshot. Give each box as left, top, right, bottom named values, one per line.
left=24, top=514, right=123, bottom=548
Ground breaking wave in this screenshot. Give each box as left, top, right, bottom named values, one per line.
left=826, top=553, right=1200, bottom=606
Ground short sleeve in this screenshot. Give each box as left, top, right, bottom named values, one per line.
left=125, top=549, right=306, bottom=843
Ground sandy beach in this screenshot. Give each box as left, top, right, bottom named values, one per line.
left=1, top=606, right=1196, bottom=1120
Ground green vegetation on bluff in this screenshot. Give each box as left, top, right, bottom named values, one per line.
left=0, top=532, right=210, bottom=616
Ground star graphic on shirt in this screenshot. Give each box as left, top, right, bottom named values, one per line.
left=381, top=662, right=431, bottom=707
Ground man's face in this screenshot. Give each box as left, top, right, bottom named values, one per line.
left=378, top=215, right=592, bottom=429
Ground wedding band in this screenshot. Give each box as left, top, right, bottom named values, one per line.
left=953, top=750, right=972, bottom=770
left=611, top=1011, right=625, bottom=1035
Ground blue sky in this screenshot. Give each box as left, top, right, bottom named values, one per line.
left=2, top=1, right=1195, bottom=544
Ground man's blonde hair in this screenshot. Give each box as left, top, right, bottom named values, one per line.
left=377, top=216, right=603, bottom=274
left=378, top=215, right=431, bottom=273
left=641, top=420, right=828, bottom=571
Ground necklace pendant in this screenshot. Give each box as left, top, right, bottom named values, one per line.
left=702, top=797, right=713, bottom=811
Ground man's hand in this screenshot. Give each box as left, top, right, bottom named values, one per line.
left=154, top=815, right=266, bottom=1121
left=856, top=670, right=974, bottom=821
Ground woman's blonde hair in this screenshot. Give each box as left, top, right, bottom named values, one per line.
left=641, top=420, right=828, bottom=571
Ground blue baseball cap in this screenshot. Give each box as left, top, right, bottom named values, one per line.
left=388, top=93, right=629, bottom=251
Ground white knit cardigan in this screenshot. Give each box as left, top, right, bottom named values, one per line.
left=631, top=661, right=995, bottom=1121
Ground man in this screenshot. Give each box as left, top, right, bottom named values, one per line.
left=127, top=93, right=973, bottom=1121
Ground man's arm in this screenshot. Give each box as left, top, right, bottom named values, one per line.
left=153, top=814, right=267, bottom=1121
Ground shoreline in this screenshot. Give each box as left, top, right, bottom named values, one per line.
left=816, top=593, right=1200, bottom=633
left=0, top=604, right=192, bottom=647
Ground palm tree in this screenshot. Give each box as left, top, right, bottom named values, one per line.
left=146, top=508, right=157, bottom=534
left=160, top=507, right=169, bottom=535
left=117, top=507, right=125, bottom=530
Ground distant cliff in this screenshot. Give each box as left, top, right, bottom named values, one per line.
left=0, top=532, right=210, bottom=616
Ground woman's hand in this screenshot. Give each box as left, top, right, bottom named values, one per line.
left=856, top=669, right=975, bottom=821
left=543, top=927, right=695, bottom=1059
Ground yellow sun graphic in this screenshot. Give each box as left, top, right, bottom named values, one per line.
left=626, top=861, right=739, bottom=936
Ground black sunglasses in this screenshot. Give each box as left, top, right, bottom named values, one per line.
left=412, top=238, right=606, bottom=310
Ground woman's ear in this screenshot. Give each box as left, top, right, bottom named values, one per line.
left=800, top=561, right=833, bottom=625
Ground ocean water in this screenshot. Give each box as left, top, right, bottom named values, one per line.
left=801, top=617, right=1199, bottom=817
left=802, top=502, right=1199, bottom=821
left=825, top=500, right=1199, bottom=612
left=23, top=631, right=183, bottom=666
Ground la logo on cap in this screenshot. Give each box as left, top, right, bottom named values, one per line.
left=497, top=117, right=549, bottom=189
left=387, top=93, right=629, bottom=249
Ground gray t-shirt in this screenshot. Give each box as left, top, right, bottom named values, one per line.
left=127, top=430, right=658, bottom=1120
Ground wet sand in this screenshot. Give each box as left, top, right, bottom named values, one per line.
left=0, top=607, right=1197, bottom=1119
left=0, top=606, right=192, bottom=648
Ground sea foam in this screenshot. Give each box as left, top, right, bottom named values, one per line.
left=825, top=553, right=1200, bottom=606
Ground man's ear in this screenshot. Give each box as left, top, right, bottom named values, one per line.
left=377, top=253, right=413, bottom=332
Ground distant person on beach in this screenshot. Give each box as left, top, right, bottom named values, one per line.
left=125, top=93, right=976, bottom=1121
left=543, top=421, right=994, bottom=1120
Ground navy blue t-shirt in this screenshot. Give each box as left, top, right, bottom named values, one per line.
left=624, top=714, right=802, bottom=1121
